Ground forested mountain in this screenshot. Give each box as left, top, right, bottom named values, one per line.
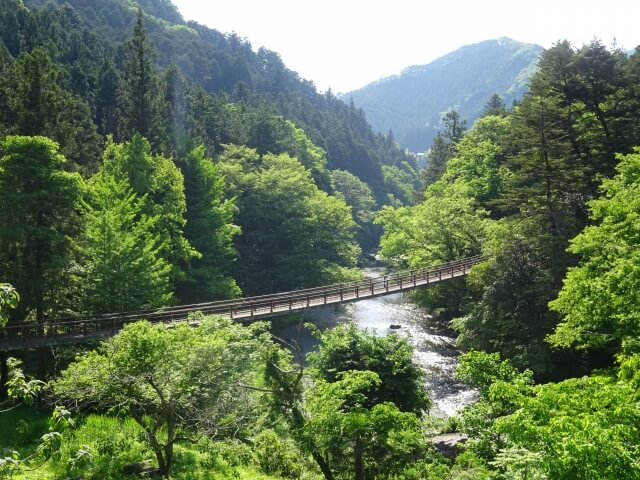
left=2, top=1, right=640, bottom=475
left=346, top=38, right=543, bottom=152
left=4, top=0, right=416, bottom=202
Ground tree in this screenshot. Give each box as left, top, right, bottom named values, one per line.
left=218, top=145, right=360, bottom=294
left=308, top=324, right=430, bottom=414
left=264, top=325, right=434, bottom=480
left=177, top=145, right=240, bottom=303
left=53, top=317, right=270, bottom=477
left=421, top=111, right=467, bottom=188
left=102, top=135, right=198, bottom=287
left=549, top=148, right=640, bottom=355
left=0, top=283, right=18, bottom=329
left=0, top=136, right=83, bottom=327
left=330, top=169, right=379, bottom=250
left=481, top=93, right=507, bottom=117
left=95, top=58, right=120, bottom=136
left=4, top=48, right=102, bottom=171
left=0, top=283, right=19, bottom=399
left=118, top=8, right=162, bottom=148
left=75, top=171, right=173, bottom=314
left=456, top=352, right=640, bottom=479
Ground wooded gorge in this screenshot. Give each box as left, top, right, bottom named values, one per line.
left=1, top=0, right=640, bottom=478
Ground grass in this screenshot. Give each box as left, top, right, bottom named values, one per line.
left=1, top=407, right=294, bottom=479
left=0, top=403, right=50, bottom=454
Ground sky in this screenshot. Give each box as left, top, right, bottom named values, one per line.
left=172, top=0, right=639, bottom=94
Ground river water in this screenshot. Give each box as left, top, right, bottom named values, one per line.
left=273, top=269, right=477, bottom=417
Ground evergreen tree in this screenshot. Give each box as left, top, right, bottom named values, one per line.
left=118, top=8, right=162, bottom=148
left=0, top=136, right=83, bottom=326
left=95, top=57, right=120, bottom=136
left=177, top=145, right=240, bottom=303
left=76, top=171, right=172, bottom=314
left=161, top=64, right=186, bottom=157
left=482, top=93, right=507, bottom=117
left=5, top=48, right=102, bottom=172
left=420, top=110, right=467, bottom=188
left=420, top=132, right=449, bottom=187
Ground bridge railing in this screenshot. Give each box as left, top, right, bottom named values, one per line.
left=0, top=255, right=485, bottom=347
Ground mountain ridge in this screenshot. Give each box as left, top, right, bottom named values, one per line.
left=345, top=38, right=543, bottom=152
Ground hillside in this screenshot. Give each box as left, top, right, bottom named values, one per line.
left=8, top=0, right=416, bottom=202
left=345, top=38, right=543, bottom=152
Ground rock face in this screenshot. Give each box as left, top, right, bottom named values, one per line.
left=432, top=433, right=468, bottom=459
left=345, top=38, right=543, bottom=152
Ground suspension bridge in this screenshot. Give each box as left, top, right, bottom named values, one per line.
left=0, top=256, right=484, bottom=351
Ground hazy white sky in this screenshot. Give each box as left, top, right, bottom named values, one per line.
left=172, top=0, right=639, bottom=93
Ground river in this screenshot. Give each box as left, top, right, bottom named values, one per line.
left=273, top=269, right=477, bottom=417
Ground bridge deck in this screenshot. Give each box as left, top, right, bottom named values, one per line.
left=0, top=256, right=484, bottom=351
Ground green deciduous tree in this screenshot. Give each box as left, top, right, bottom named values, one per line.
left=53, top=317, right=270, bottom=477
left=549, top=148, right=640, bottom=355
left=219, top=145, right=360, bottom=294
left=330, top=169, right=379, bottom=251
left=101, top=135, right=198, bottom=288
left=75, top=171, right=172, bottom=314
left=308, top=324, right=430, bottom=414
left=264, top=325, right=435, bottom=480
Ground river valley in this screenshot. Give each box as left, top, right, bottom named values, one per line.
left=273, top=269, right=477, bottom=417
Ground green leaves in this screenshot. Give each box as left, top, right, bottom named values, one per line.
left=53, top=317, right=271, bottom=476
left=549, top=148, right=640, bottom=354
left=0, top=135, right=84, bottom=322
left=76, top=170, right=172, bottom=314
left=0, top=283, right=18, bottom=327
left=308, top=324, right=430, bottom=414
left=218, top=145, right=360, bottom=294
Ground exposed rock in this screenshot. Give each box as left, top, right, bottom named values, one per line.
left=432, top=432, right=468, bottom=459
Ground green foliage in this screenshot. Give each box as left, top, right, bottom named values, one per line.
left=308, top=324, right=430, bottom=414
left=330, top=168, right=380, bottom=251
left=74, top=170, right=173, bottom=314
left=0, top=135, right=84, bottom=323
left=456, top=351, right=640, bottom=479
left=456, top=351, right=533, bottom=396
left=253, top=430, right=302, bottom=479
left=263, top=325, right=436, bottom=480
left=549, top=148, right=640, bottom=354
left=481, top=93, right=507, bottom=117
left=101, top=134, right=198, bottom=286
left=53, top=317, right=271, bottom=476
left=219, top=145, right=360, bottom=294
left=177, top=145, right=240, bottom=303
left=0, top=283, right=18, bottom=328
left=117, top=8, right=163, bottom=148
left=494, top=375, right=640, bottom=479
left=330, top=169, right=376, bottom=224
left=305, top=371, right=426, bottom=480
left=2, top=48, right=102, bottom=172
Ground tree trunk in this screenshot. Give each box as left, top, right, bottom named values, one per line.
left=0, top=352, right=7, bottom=400
left=147, top=431, right=168, bottom=477
left=311, top=451, right=335, bottom=480
left=354, top=439, right=365, bottom=480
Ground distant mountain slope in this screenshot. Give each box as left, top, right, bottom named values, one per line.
left=345, top=38, right=543, bottom=152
